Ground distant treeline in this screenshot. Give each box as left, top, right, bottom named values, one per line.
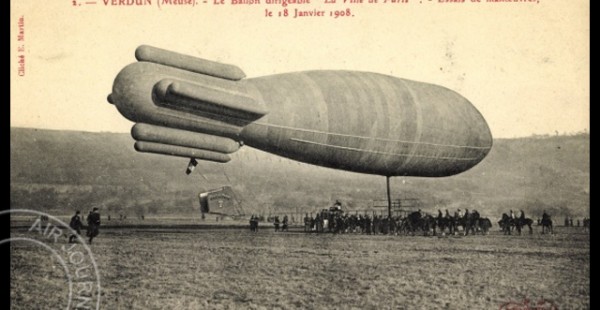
left=10, top=128, right=589, bottom=218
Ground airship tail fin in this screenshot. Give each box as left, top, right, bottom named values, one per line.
left=135, top=141, right=231, bottom=163
left=110, top=46, right=270, bottom=169
left=153, top=78, right=267, bottom=126
left=131, top=123, right=240, bottom=163
left=135, top=45, right=246, bottom=81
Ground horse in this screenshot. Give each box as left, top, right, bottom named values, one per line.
left=477, top=218, right=492, bottom=235
left=453, top=215, right=469, bottom=235
left=463, top=212, right=481, bottom=235
left=421, top=214, right=437, bottom=236
left=473, top=217, right=492, bottom=235
left=513, top=217, right=533, bottom=235
left=436, top=216, right=455, bottom=236
left=498, top=213, right=513, bottom=235
left=401, top=212, right=436, bottom=236
left=401, top=211, right=423, bottom=235
left=541, top=216, right=553, bottom=234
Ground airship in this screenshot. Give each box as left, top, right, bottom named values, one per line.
left=108, top=45, right=492, bottom=210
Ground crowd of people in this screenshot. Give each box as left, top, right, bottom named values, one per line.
left=303, top=212, right=404, bottom=235
left=247, top=205, right=493, bottom=236
left=248, top=202, right=590, bottom=236
left=300, top=207, right=490, bottom=235
left=561, top=216, right=590, bottom=228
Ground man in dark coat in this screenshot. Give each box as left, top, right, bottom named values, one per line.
left=69, top=210, right=82, bottom=243
left=87, top=207, right=101, bottom=244
left=274, top=216, right=280, bottom=232
left=282, top=215, right=289, bottom=232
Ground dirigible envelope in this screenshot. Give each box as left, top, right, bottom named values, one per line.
left=109, top=45, right=493, bottom=177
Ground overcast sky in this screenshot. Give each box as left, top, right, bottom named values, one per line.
left=11, top=0, right=588, bottom=138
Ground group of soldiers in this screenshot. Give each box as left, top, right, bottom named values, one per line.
left=68, top=208, right=101, bottom=244
left=250, top=203, right=588, bottom=236
left=273, top=215, right=289, bottom=232
left=248, top=215, right=291, bottom=232
left=303, top=212, right=399, bottom=234
left=300, top=207, right=489, bottom=235
left=562, top=216, right=590, bottom=228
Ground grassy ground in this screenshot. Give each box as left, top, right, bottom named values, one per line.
left=10, top=225, right=589, bottom=309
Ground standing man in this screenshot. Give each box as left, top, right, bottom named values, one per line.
left=304, top=213, right=311, bottom=232
left=85, top=210, right=93, bottom=237
left=250, top=215, right=259, bottom=232
left=69, top=211, right=82, bottom=243
left=282, top=215, right=289, bottom=232
left=87, top=207, right=101, bottom=244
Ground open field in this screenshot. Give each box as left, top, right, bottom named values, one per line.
left=10, top=224, right=589, bottom=309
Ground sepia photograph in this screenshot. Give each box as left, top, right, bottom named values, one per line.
left=10, top=1, right=588, bottom=309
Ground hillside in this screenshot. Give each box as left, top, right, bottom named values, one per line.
left=10, top=127, right=589, bottom=219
